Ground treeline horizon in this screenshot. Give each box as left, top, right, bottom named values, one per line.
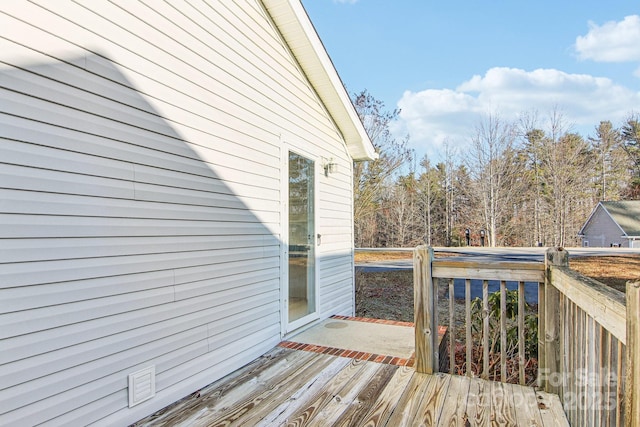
left=352, top=90, right=640, bottom=248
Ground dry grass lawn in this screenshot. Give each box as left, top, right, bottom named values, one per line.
left=354, top=250, right=414, bottom=262
left=569, top=255, right=640, bottom=293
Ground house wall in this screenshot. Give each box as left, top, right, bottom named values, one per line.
left=0, top=1, right=355, bottom=425
left=581, top=206, right=628, bottom=248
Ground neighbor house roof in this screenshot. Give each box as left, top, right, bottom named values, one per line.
left=580, top=200, right=640, bottom=237
left=262, top=0, right=377, bottom=161
left=601, top=201, right=640, bottom=236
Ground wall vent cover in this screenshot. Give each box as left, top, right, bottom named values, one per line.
left=128, top=366, right=156, bottom=407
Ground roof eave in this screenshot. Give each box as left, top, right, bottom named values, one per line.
left=261, top=0, right=377, bottom=161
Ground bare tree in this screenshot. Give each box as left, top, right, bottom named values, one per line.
left=352, top=90, right=411, bottom=246
left=589, top=121, right=622, bottom=201
left=467, top=113, right=519, bottom=247
left=418, top=155, right=436, bottom=245
left=536, top=109, right=592, bottom=246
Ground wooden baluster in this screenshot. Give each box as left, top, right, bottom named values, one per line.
left=518, top=281, right=525, bottom=385
left=482, top=279, right=489, bottom=380
left=466, top=278, right=472, bottom=377
left=500, top=280, right=507, bottom=382
left=449, top=278, right=455, bottom=375
left=625, top=281, right=640, bottom=427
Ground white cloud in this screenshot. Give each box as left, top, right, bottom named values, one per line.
left=396, top=67, right=640, bottom=161
left=575, top=15, right=640, bottom=62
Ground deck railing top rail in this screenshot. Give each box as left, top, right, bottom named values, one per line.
left=432, top=258, right=544, bottom=282
left=548, top=263, right=626, bottom=343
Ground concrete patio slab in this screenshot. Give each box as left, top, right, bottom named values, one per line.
left=288, top=317, right=415, bottom=359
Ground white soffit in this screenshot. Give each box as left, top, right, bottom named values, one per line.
left=262, top=0, right=377, bottom=161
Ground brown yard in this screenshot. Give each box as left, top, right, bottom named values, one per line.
left=569, top=255, right=640, bottom=293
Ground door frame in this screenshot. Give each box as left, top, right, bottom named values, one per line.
left=280, top=142, right=320, bottom=337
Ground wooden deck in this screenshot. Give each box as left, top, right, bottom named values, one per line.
left=134, top=346, right=568, bottom=427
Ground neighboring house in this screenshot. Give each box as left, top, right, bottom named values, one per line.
left=578, top=201, right=640, bottom=248
left=0, top=1, right=375, bottom=425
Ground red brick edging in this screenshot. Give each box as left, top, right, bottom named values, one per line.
left=278, top=340, right=415, bottom=367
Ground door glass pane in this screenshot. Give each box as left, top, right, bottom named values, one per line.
left=288, top=152, right=315, bottom=323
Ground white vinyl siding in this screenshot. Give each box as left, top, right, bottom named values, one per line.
left=0, top=1, right=356, bottom=425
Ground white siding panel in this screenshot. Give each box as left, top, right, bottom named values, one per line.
left=133, top=164, right=279, bottom=201
left=0, top=189, right=278, bottom=223
left=2, top=70, right=172, bottom=137
left=0, top=0, right=357, bottom=425
left=185, top=0, right=312, bottom=104
left=0, top=247, right=279, bottom=288
left=0, top=271, right=174, bottom=313
left=93, top=335, right=279, bottom=427
left=4, top=63, right=281, bottom=163
left=0, top=298, right=278, bottom=390
left=4, top=329, right=215, bottom=427
left=0, top=214, right=272, bottom=239
left=320, top=269, right=353, bottom=287
left=0, top=115, right=213, bottom=179
left=207, top=312, right=281, bottom=352
left=156, top=325, right=280, bottom=392
left=0, top=287, right=175, bottom=338
left=20, top=1, right=283, bottom=152
left=0, top=163, right=134, bottom=199
left=0, top=235, right=273, bottom=265
left=173, top=256, right=277, bottom=286
left=1, top=287, right=278, bottom=364
left=73, top=0, right=316, bottom=139
left=0, top=326, right=209, bottom=409
left=175, top=267, right=279, bottom=301
left=319, top=252, right=354, bottom=270
left=0, top=139, right=134, bottom=180
left=0, top=38, right=153, bottom=113
left=0, top=89, right=196, bottom=161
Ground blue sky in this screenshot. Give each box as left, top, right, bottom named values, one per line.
left=301, top=0, right=640, bottom=162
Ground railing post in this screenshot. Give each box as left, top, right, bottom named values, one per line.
left=414, top=245, right=437, bottom=374
left=626, top=281, right=640, bottom=427
left=541, top=247, right=567, bottom=394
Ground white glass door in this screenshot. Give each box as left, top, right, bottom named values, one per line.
left=287, top=151, right=316, bottom=326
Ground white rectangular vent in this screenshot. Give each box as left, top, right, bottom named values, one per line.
left=128, top=366, right=156, bottom=407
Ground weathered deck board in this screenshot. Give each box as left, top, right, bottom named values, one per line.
left=489, top=381, right=517, bottom=426
left=437, top=374, right=471, bottom=425
left=200, top=351, right=338, bottom=427
left=385, top=371, right=436, bottom=426
left=327, top=364, right=397, bottom=426
left=355, top=365, right=414, bottom=426
left=301, top=360, right=381, bottom=426
left=465, top=377, right=490, bottom=426
left=504, top=382, right=544, bottom=426
left=414, top=373, right=452, bottom=424
left=255, top=357, right=354, bottom=426
left=134, top=347, right=568, bottom=427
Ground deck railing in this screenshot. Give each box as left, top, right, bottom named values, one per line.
left=413, top=246, right=639, bottom=427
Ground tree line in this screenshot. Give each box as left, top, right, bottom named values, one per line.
left=352, top=90, right=640, bottom=248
